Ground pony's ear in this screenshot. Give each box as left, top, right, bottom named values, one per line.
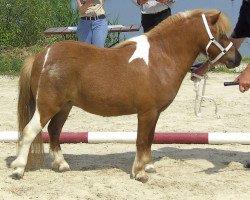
left=208, top=11, right=221, bottom=25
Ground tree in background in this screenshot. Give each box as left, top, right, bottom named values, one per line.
left=0, top=0, right=120, bottom=49
left=0, top=0, right=78, bottom=48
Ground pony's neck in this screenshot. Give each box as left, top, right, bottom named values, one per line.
left=146, top=18, right=202, bottom=74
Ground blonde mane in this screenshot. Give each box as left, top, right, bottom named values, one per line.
left=195, top=9, right=231, bottom=36
left=146, top=9, right=231, bottom=39
left=115, top=9, right=231, bottom=49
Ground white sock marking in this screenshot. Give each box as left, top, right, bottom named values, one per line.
left=16, top=107, right=42, bottom=167
left=52, top=150, right=70, bottom=171
left=28, top=107, right=43, bottom=134
left=53, top=150, right=64, bottom=163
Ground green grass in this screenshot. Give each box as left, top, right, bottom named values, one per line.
left=242, top=57, right=250, bottom=63
left=210, top=65, right=236, bottom=73
left=0, top=56, right=22, bottom=75
left=0, top=44, right=48, bottom=75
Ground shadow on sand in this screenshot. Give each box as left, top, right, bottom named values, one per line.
left=5, top=145, right=250, bottom=176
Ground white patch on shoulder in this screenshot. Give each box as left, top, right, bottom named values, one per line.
left=128, top=35, right=150, bottom=65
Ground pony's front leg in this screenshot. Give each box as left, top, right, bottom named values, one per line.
left=11, top=121, right=42, bottom=179
left=132, top=110, right=159, bottom=183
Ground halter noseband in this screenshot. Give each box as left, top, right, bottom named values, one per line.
left=201, top=14, right=233, bottom=64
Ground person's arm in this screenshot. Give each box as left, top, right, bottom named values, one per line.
left=136, top=0, right=148, bottom=5
left=156, top=0, right=174, bottom=3
left=76, top=0, right=92, bottom=14
left=235, top=65, right=250, bottom=93
left=134, top=0, right=173, bottom=5
left=131, top=0, right=139, bottom=6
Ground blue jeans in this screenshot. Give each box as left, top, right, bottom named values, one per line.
left=77, top=18, right=108, bottom=47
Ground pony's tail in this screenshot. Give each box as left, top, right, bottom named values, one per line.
left=17, top=56, right=44, bottom=168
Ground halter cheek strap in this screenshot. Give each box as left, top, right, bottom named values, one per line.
left=201, top=14, right=233, bottom=64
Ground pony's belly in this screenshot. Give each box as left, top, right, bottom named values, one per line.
left=76, top=101, right=137, bottom=117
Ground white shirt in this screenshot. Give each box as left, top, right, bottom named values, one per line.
left=132, top=0, right=174, bottom=14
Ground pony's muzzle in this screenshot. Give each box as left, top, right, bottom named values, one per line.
left=226, top=50, right=242, bottom=69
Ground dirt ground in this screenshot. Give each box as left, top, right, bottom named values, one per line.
left=0, top=71, right=250, bottom=200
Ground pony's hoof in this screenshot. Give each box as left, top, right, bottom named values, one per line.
left=135, top=172, right=149, bottom=183
left=145, top=164, right=156, bottom=173
left=59, top=163, right=70, bottom=172
left=52, top=161, right=70, bottom=172
left=11, top=168, right=24, bottom=180
left=244, top=162, right=250, bottom=168
left=11, top=172, right=23, bottom=180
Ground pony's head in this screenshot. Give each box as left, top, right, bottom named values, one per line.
left=197, top=9, right=241, bottom=68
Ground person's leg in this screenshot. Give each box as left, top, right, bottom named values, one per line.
left=156, top=8, right=171, bottom=25
left=77, top=19, right=92, bottom=44
left=141, top=8, right=171, bottom=33
left=232, top=1, right=250, bottom=40
left=91, top=19, right=108, bottom=47
left=141, top=13, right=157, bottom=33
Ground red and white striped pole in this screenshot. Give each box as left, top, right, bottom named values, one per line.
left=1, top=131, right=250, bottom=144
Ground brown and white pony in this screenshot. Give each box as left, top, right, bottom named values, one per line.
left=11, top=9, right=241, bottom=182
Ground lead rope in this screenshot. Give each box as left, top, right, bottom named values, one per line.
left=192, top=73, right=220, bottom=118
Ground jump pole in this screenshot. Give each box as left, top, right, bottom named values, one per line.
left=1, top=131, right=250, bottom=144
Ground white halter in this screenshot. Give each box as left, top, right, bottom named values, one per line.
left=192, top=14, right=234, bottom=118
left=201, top=14, right=233, bottom=64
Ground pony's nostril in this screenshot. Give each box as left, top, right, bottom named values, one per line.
left=233, top=54, right=242, bottom=67
left=227, top=58, right=241, bottom=68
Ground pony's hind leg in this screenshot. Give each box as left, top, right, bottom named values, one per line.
left=132, top=110, right=160, bottom=183
left=48, top=104, right=72, bottom=172
left=11, top=109, right=43, bottom=179
left=11, top=98, right=66, bottom=178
